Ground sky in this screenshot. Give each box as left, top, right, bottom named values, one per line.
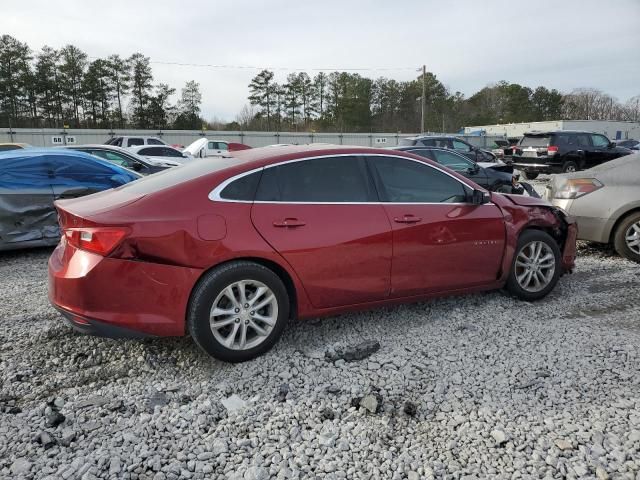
left=3, top=0, right=639, bottom=122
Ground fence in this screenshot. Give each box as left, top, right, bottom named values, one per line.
left=0, top=128, right=505, bottom=149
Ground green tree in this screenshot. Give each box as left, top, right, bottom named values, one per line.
left=248, top=69, right=276, bottom=130
left=312, top=72, right=328, bottom=123
left=106, top=54, right=131, bottom=127
left=148, top=83, right=176, bottom=129
left=174, top=80, right=202, bottom=129
left=0, top=35, right=32, bottom=127
left=58, top=44, right=87, bottom=126
left=128, top=53, right=153, bottom=128
left=284, top=73, right=302, bottom=128
left=82, top=59, right=111, bottom=126
left=34, top=46, right=63, bottom=127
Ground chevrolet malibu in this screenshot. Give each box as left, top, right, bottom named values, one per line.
left=49, top=146, right=577, bottom=362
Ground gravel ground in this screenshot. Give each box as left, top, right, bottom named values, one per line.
left=1, top=243, right=639, bottom=480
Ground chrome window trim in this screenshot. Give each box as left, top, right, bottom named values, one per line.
left=208, top=153, right=482, bottom=205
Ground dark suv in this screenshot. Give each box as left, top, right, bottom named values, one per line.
left=512, top=131, right=632, bottom=180
left=399, top=135, right=496, bottom=162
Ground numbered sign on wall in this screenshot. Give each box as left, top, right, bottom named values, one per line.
left=374, top=138, right=387, bottom=144
left=51, top=136, right=64, bottom=145
left=66, top=137, right=76, bottom=144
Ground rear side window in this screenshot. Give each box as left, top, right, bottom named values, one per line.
left=407, top=149, right=436, bottom=160
left=219, top=171, right=262, bottom=201
left=520, top=135, right=550, bottom=147
left=111, top=137, right=123, bottom=147
left=50, top=155, right=114, bottom=176
left=138, top=147, right=162, bottom=156
left=432, top=150, right=474, bottom=172
left=369, top=156, right=467, bottom=203
left=256, top=157, right=373, bottom=202
left=147, top=138, right=164, bottom=145
left=161, top=147, right=183, bottom=157
left=452, top=139, right=471, bottom=152
left=127, top=138, right=144, bottom=147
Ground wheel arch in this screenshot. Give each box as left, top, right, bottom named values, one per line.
left=608, top=206, right=640, bottom=244
left=188, top=256, right=300, bottom=330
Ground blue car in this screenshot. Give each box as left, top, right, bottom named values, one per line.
left=0, top=149, right=141, bottom=251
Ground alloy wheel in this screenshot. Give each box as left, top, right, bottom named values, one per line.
left=625, top=222, right=640, bottom=255
left=514, top=241, right=556, bottom=292
left=209, top=280, right=278, bottom=350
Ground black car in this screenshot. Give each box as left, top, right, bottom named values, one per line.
left=64, top=145, right=170, bottom=175
left=399, top=135, right=497, bottom=162
left=511, top=131, right=632, bottom=180
left=392, top=146, right=538, bottom=197
left=616, top=139, right=639, bottom=151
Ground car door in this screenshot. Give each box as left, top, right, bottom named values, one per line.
left=431, top=150, right=489, bottom=188
left=367, top=155, right=505, bottom=297
left=0, top=155, right=57, bottom=245
left=251, top=155, right=392, bottom=309
left=589, top=134, right=615, bottom=167
left=452, top=139, right=477, bottom=162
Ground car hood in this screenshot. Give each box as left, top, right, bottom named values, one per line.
left=479, top=162, right=513, bottom=173
left=184, top=138, right=207, bottom=156
left=499, top=193, right=552, bottom=207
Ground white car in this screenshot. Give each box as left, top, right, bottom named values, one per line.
left=184, top=138, right=231, bottom=158
left=128, top=145, right=193, bottom=165
left=105, top=136, right=168, bottom=148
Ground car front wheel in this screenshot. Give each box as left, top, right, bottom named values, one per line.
left=188, top=261, right=290, bottom=362
left=613, top=212, right=640, bottom=263
left=505, top=230, right=561, bottom=301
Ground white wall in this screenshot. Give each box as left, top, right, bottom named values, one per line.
left=465, top=121, right=640, bottom=140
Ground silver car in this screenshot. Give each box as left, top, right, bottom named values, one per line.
left=545, top=153, right=640, bottom=263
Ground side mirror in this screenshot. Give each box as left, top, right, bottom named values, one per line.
left=471, top=189, right=490, bottom=205
left=609, top=142, right=616, bottom=148
left=130, top=163, right=143, bottom=172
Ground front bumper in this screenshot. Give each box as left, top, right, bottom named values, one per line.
left=48, top=240, right=202, bottom=337
left=561, top=220, right=578, bottom=273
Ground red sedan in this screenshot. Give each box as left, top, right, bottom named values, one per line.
left=49, top=146, right=577, bottom=362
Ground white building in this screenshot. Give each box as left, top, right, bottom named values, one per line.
left=464, top=120, right=640, bottom=140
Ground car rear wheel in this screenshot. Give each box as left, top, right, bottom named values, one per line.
left=505, top=230, right=561, bottom=301
left=613, top=212, right=640, bottom=264
left=188, top=261, right=290, bottom=362
left=522, top=171, right=539, bottom=180
left=562, top=161, right=578, bottom=173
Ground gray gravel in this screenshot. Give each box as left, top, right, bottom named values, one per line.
left=1, top=245, right=639, bottom=479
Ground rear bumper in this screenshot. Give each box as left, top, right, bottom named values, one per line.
left=48, top=241, right=202, bottom=337
left=512, top=162, right=561, bottom=174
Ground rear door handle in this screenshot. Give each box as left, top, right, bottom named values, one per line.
left=273, top=218, right=306, bottom=228
left=394, top=215, right=422, bottom=224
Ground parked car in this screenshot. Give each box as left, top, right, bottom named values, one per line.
left=545, top=153, right=640, bottom=263
left=0, top=143, right=31, bottom=152
left=490, top=138, right=520, bottom=162
left=49, top=145, right=577, bottom=362
left=0, top=149, right=140, bottom=251
left=399, top=135, right=497, bottom=162
left=128, top=145, right=193, bottom=164
left=63, top=144, right=176, bottom=174
left=184, top=138, right=232, bottom=158
left=512, top=131, right=632, bottom=180
left=392, top=146, right=539, bottom=196
left=106, top=136, right=168, bottom=148
left=616, top=139, right=639, bottom=151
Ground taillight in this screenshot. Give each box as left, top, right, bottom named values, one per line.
left=547, top=146, right=559, bottom=156
left=64, top=227, right=130, bottom=256
left=553, top=178, right=603, bottom=199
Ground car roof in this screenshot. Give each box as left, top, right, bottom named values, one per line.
left=404, top=135, right=461, bottom=140
left=129, top=144, right=174, bottom=151
left=523, top=130, right=603, bottom=135
left=0, top=142, right=30, bottom=147
left=0, top=148, right=139, bottom=172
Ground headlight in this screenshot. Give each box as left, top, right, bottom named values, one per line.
left=553, top=178, right=603, bottom=199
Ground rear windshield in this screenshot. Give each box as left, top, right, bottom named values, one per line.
left=398, top=138, right=417, bottom=146
left=120, top=157, right=245, bottom=194
left=520, top=135, right=551, bottom=147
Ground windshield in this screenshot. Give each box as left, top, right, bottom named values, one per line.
left=520, top=135, right=551, bottom=147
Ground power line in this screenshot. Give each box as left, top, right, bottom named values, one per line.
left=88, top=57, right=419, bottom=72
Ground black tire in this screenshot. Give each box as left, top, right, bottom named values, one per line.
left=505, top=230, right=562, bottom=301
left=562, top=161, right=578, bottom=173
left=522, top=171, right=539, bottom=180
left=613, top=212, right=640, bottom=264
left=187, top=261, right=290, bottom=362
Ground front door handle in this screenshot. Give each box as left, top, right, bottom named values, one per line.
left=394, top=215, right=422, bottom=224
left=273, top=218, right=306, bottom=228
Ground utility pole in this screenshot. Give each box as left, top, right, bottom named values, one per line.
left=421, top=65, right=426, bottom=134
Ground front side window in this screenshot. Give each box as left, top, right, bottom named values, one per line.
left=432, top=150, right=475, bottom=173
left=576, top=134, right=591, bottom=147
left=256, top=156, right=373, bottom=203
left=369, top=156, right=468, bottom=203
left=91, top=150, right=135, bottom=168
left=208, top=141, right=216, bottom=150
left=218, top=142, right=229, bottom=151
left=591, top=134, right=609, bottom=148
left=452, top=139, right=472, bottom=152
left=127, top=138, right=144, bottom=147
